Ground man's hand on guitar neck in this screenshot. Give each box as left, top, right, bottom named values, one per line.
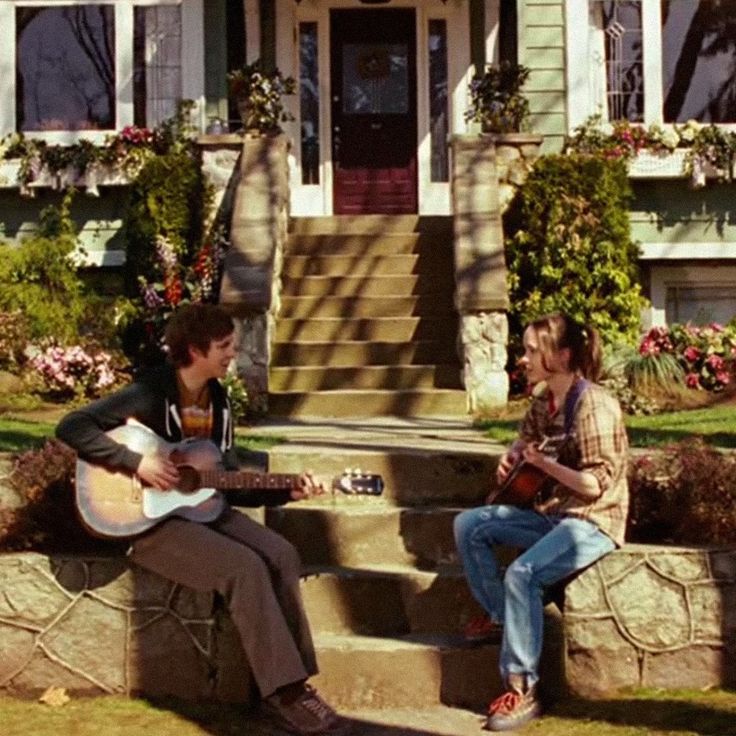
left=137, top=454, right=180, bottom=491
left=291, top=471, right=328, bottom=501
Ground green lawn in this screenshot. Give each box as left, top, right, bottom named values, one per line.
left=0, top=414, right=282, bottom=454
left=1, top=689, right=735, bottom=736
left=1, top=400, right=735, bottom=454
left=479, top=401, right=736, bottom=448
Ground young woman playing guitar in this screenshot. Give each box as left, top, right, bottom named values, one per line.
left=454, top=313, right=629, bottom=731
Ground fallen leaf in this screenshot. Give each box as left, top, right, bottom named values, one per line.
left=39, top=686, right=70, bottom=707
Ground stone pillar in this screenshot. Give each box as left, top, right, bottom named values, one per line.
left=450, top=133, right=542, bottom=415
left=218, top=133, right=290, bottom=413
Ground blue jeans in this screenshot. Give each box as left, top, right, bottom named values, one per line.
left=453, top=505, right=615, bottom=687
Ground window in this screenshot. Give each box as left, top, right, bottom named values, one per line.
left=428, top=19, right=449, bottom=182
left=2, top=0, right=192, bottom=140
left=570, top=0, right=736, bottom=127
left=16, top=6, right=116, bottom=131
left=299, top=21, right=320, bottom=185
left=666, top=284, right=736, bottom=325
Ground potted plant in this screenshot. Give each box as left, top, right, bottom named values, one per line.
left=465, top=61, right=531, bottom=134
left=227, top=60, right=296, bottom=135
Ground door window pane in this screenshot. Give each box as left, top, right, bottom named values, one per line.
left=428, top=19, right=448, bottom=182
left=662, top=0, right=736, bottom=123
left=342, top=43, right=408, bottom=114
left=16, top=5, right=115, bottom=131
left=299, top=22, right=320, bottom=185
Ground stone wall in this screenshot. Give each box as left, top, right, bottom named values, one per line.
left=3, top=544, right=735, bottom=700
left=0, top=553, right=252, bottom=700
left=564, top=543, right=736, bottom=695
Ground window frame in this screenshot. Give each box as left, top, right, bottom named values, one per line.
left=0, top=0, right=205, bottom=143
left=565, top=0, right=736, bottom=133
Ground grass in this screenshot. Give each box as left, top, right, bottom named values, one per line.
left=478, top=399, right=736, bottom=448
left=1, top=689, right=736, bottom=736
left=0, top=413, right=283, bottom=455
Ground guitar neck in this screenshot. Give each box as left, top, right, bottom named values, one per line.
left=197, top=470, right=302, bottom=491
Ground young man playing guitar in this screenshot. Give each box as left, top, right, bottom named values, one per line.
left=454, top=313, right=629, bottom=731
left=56, top=304, right=346, bottom=736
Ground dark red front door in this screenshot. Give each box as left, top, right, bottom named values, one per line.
left=330, top=8, right=417, bottom=215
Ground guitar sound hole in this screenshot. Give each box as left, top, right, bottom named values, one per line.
left=177, top=466, right=201, bottom=494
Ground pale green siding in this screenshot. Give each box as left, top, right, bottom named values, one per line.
left=519, top=0, right=567, bottom=153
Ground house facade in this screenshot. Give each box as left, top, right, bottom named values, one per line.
left=1, top=0, right=735, bottom=328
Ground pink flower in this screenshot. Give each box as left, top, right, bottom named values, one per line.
left=683, top=346, right=701, bottom=362
left=716, top=371, right=731, bottom=385
left=706, top=354, right=724, bottom=370
left=686, top=373, right=700, bottom=388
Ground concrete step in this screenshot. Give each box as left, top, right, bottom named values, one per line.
left=265, top=502, right=463, bottom=568
left=290, top=215, right=452, bottom=236
left=282, top=254, right=445, bottom=277
left=286, top=233, right=453, bottom=256
left=267, top=388, right=469, bottom=418
left=274, top=317, right=459, bottom=343
left=266, top=439, right=496, bottom=504
left=301, top=564, right=483, bottom=637
left=271, top=340, right=458, bottom=367
left=279, top=295, right=456, bottom=319
left=280, top=274, right=453, bottom=297
left=311, top=633, right=502, bottom=710
left=269, top=365, right=462, bottom=392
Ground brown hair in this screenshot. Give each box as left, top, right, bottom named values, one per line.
left=527, top=313, right=603, bottom=381
left=164, top=304, right=235, bottom=368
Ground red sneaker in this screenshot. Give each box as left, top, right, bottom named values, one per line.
left=462, top=614, right=503, bottom=643
left=485, top=680, right=541, bottom=731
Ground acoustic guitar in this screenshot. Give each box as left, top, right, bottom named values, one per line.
left=487, top=436, right=559, bottom=507
left=75, top=423, right=384, bottom=538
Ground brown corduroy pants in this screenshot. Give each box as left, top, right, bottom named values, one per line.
left=128, top=507, right=318, bottom=698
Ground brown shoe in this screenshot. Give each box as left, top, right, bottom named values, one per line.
left=263, top=684, right=347, bottom=735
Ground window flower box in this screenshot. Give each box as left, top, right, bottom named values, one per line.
left=0, top=159, right=131, bottom=195
left=627, top=149, right=688, bottom=178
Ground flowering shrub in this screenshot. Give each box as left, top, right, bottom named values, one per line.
left=30, top=344, right=118, bottom=399
left=565, top=115, right=736, bottom=184
left=131, top=227, right=227, bottom=362
left=636, top=322, right=736, bottom=393
left=628, top=439, right=736, bottom=545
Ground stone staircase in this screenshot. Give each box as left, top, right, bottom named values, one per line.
left=269, top=216, right=468, bottom=418
left=261, top=419, right=565, bottom=712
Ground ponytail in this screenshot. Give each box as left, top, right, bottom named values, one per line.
left=528, top=313, right=603, bottom=382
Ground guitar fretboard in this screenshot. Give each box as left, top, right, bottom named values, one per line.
left=197, top=471, right=301, bottom=491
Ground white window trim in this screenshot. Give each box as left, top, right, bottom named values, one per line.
left=0, top=0, right=205, bottom=143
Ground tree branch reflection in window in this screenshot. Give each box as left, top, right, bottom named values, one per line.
left=16, top=5, right=115, bottom=131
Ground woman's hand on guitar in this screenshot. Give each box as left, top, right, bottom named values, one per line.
left=290, top=470, right=328, bottom=500
left=495, top=450, right=520, bottom=485
left=137, top=454, right=180, bottom=491
left=522, top=443, right=548, bottom=470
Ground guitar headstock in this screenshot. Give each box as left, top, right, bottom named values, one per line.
left=333, top=469, right=384, bottom=495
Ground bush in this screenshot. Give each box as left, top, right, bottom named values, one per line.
left=0, top=439, right=121, bottom=553
left=504, top=154, right=647, bottom=353
left=0, top=193, right=88, bottom=342
left=0, top=311, right=31, bottom=370
left=628, top=438, right=736, bottom=545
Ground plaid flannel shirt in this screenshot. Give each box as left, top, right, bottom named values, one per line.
left=518, top=379, right=630, bottom=546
